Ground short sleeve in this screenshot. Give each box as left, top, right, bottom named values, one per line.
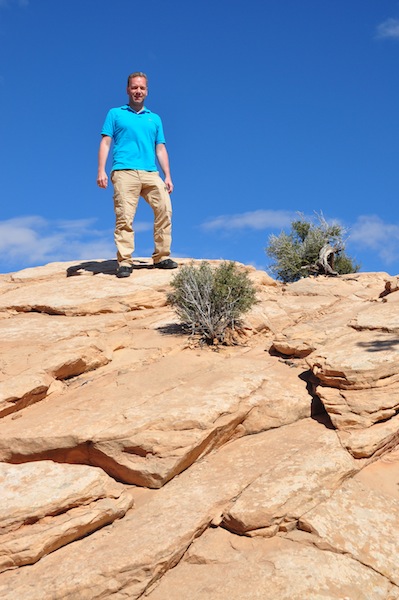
left=101, top=109, right=115, bottom=138
left=155, top=115, right=166, bottom=145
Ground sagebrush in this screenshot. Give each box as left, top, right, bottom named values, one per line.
left=265, top=213, right=360, bottom=282
left=167, top=261, right=258, bottom=344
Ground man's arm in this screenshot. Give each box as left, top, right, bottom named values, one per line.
left=97, top=135, right=112, bottom=189
left=156, top=143, right=174, bottom=193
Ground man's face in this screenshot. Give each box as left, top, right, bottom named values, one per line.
left=127, top=76, right=148, bottom=107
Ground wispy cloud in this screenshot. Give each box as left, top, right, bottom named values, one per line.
left=0, top=215, right=152, bottom=272
left=349, top=215, right=399, bottom=265
left=201, top=209, right=296, bottom=232
left=0, top=0, right=29, bottom=7
left=200, top=210, right=399, bottom=271
left=376, top=18, right=399, bottom=40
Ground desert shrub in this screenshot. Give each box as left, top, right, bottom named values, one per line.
left=167, top=261, right=258, bottom=344
left=334, top=253, right=360, bottom=275
left=265, top=213, right=360, bottom=282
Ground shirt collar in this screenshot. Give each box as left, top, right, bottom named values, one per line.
left=122, top=104, right=150, bottom=114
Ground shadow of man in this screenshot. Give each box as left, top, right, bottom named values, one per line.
left=66, top=259, right=155, bottom=277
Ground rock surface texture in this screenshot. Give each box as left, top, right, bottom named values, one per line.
left=1, top=258, right=399, bottom=599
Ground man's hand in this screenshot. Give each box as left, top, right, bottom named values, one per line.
left=164, top=176, right=174, bottom=194
left=97, top=171, right=108, bottom=189
left=156, top=144, right=173, bottom=193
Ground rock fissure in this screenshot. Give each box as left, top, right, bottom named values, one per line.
left=15, top=305, right=67, bottom=316
left=290, top=527, right=399, bottom=589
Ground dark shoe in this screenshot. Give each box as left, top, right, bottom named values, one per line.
left=154, top=259, right=178, bottom=269
left=116, top=265, right=132, bottom=278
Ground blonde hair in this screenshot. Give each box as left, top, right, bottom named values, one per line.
left=127, top=72, right=148, bottom=86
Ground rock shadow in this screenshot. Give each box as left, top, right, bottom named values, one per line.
left=66, top=260, right=117, bottom=276
left=357, top=338, right=399, bottom=352
left=66, top=259, right=154, bottom=277
left=157, top=323, right=188, bottom=336
left=299, top=369, right=335, bottom=429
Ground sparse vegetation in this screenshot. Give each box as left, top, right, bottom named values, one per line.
left=265, top=213, right=360, bottom=282
left=167, top=261, right=258, bottom=344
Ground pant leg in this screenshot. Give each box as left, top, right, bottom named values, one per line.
left=111, top=170, right=142, bottom=266
left=139, top=171, right=172, bottom=264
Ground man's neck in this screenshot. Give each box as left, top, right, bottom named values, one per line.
left=129, top=102, right=145, bottom=113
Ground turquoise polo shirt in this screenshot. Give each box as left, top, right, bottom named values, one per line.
left=101, top=105, right=166, bottom=172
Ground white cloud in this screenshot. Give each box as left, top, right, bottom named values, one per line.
left=349, top=215, right=399, bottom=265
left=0, top=215, right=152, bottom=272
left=376, top=18, right=399, bottom=40
left=201, top=209, right=296, bottom=232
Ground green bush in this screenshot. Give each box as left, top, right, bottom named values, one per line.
left=167, top=261, right=258, bottom=344
left=265, top=213, right=360, bottom=282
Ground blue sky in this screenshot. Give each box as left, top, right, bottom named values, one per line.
left=1, top=0, right=399, bottom=276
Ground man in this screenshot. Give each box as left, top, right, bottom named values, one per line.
left=97, top=71, right=177, bottom=278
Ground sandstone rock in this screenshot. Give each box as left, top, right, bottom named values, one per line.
left=9, top=260, right=112, bottom=282
left=245, top=296, right=293, bottom=333
left=270, top=316, right=349, bottom=356
left=271, top=335, right=315, bottom=357
left=337, top=414, right=399, bottom=459
left=318, top=384, right=399, bottom=430
left=0, top=329, right=120, bottom=416
left=355, top=446, right=399, bottom=499
left=297, top=476, right=399, bottom=586
left=270, top=292, right=367, bottom=357
left=350, top=297, right=399, bottom=332
left=269, top=291, right=338, bottom=321
left=144, top=528, right=397, bottom=600
left=0, top=352, right=272, bottom=487
left=270, top=272, right=394, bottom=359
left=247, top=268, right=278, bottom=287
left=0, top=415, right=361, bottom=599
left=0, top=427, right=281, bottom=599
left=0, top=311, right=127, bottom=347
left=240, top=356, right=315, bottom=434
left=286, top=271, right=390, bottom=299
left=308, top=330, right=399, bottom=389
left=1, top=260, right=399, bottom=599
left=0, top=309, right=182, bottom=418
left=0, top=268, right=172, bottom=316
left=248, top=277, right=354, bottom=336
left=0, top=461, right=133, bottom=572
left=0, top=371, right=53, bottom=417
left=221, top=418, right=356, bottom=535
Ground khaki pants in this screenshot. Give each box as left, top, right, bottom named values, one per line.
left=111, top=170, right=172, bottom=266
